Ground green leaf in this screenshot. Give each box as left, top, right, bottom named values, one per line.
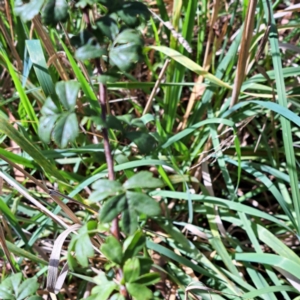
left=122, top=205, right=138, bottom=235
left=75, top=229, right=94, bottom=267
left=99, top=194, right=127, bottom=223
left=90, top=179, right=124, bottom=202
left=17, top=278, right=39, bottom=300
left=97, top=0, right=121, bottom=10
left=110, top=29, right=144, bottom=72
left=38, top=114, right=60, bottom=143
left=0, top=288, right=14, bottom=300
left=123, top=258, right=140, bottom=283
left=91, top=273, right=118, bottom=299
left=123, top=171, right=163, bottom=190
left=109, top=294, right=126, bottom=300
left=106, top=115, right=124, bottom=132
left=125, top=131, right=156, bottom=154
left=55, top=81, right=80, bottom=111
left=52, top=112, right=79, bottom=148
left=123, top=231, right=146, bottom=261
left=96, top=16, right=119, bottom=40
left=75, top=41, right=107, bottom=61
left=14, top=0, right=44, bottom=22
left=138, top=258, right=153, bottom=276
left=126, top=191, right=161, bottom=216
left=126, top=283, right=152, bottom=300
left=42, top=0, right=68, bottom=26
left=101, top=236, right=123, bottom=265
left=116, top=2, right=150, bottom=27
left=2, top=272, right=22, bottom=294
left=41, top=96, right=60, bottom=115
left=132, top=272, right=161, bottom=286
left=70, top=30, right=94, bottom=48
left=27, top=297, right=44, bottom=300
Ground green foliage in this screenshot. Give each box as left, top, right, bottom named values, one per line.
left=3, top=0, right=300, bottom=299
left=0, top=274, right=42, bottom=300
left=90, top=171, right=162, bottom=234
left=14, top=0, right=44, bottom=22
left=42, top=0, right=69, bottom=26
left=38, top=81, right=80, bottom=148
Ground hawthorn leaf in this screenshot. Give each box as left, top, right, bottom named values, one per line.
left=132, top=273, right=161, bottom=286
left=122, top=205, right=138, bottom=236
left=116, top=1, right=150, bottom=27
left=41, top=96, right=60, bottom=115
left=90, top=180, right=124, bottom=202
left=90, top=273, right=118, bottom=299
left=110, top=29, right=144, bottom=72
left=123, top=230, right=146, bottom=261
left=126, top=283, right=152, bottom=300
left=38, top=114, right=60, bottom=143
left=123, top=258, right=140, bottom=283
left=96, top=16, right=119, bottom=40
left=75, top=231, right=94, bottom=267
left=42, top=0, right=68, bottom=26
left=52, top=112, right=79, bottom=148
left=17, top=278, right=39, bottom=300
left=75, top=42, right=107, bottom=61
left=55, top=81, right=80, bottom=111
left=127, top=191, right=161, bottom=216
left=14, top=0, right=44, bottom=22
left=99, top=194, right=126, bottom=223
left=125, top=131, right=156, bottom=154
left=100, top=236, right=123, bottom=265
left=123, top=171, right=163, bottom=190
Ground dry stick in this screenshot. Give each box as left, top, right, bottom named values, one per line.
left=143, top=59, right=171, bottom=115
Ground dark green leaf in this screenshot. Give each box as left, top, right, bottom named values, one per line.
left=101, top=236, right=123, bottom=265
left=27, top=297, right=44, bottom=300
left=123, top=258, right=140, bottom=283
left=39, top=115, right=60, bottom=144
left=132, top=272, right=160, bottom=286
left=126, top=283, right=152, bottom=300
left=138, top=258, right=153, bottom=275
left=17, top=278, right=39, bottom=300
left=98, top=0, right=122, bottom=10
left=75, top=232, right=94, bottom=267
left=110, top=29, right=144, bottom=72
left=42, top=0, right=68, bottom=26
left=90, top=179, right=124, bottom=202
left=70, top=30, right=94, bottom=48
left=75, top=0, right=98, bottom=9
left=125, top=131, right=156, bottom=154
left=100, top=194, right=127, bottom=223
left=126, top=191, right=161, bottom=216
left=106, top=115, right=124, bottom=132
left=116, top=2, right=150, bottom=27
left=55, top=81, right=80, bottom=111
left=123, top=231, right=146, bottom=261
left=75, top=41, right=107, bottom=61
left=14, top=0, right=44, bottom=22
left=123, top=171, right=163, bottom=189
left=122, top=203, right=138, bottom=235
left=96, top=16, right=119, bottom=40
left=41, top=97, right=60, bottom=115
left=52, top=112, right=79, bottom=148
